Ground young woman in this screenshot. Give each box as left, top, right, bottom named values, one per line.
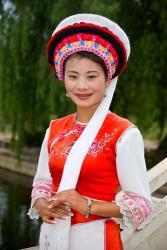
left=28, top=14, right=152, bottom=250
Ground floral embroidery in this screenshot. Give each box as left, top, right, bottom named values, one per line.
left=88, top=131, right=117, bottom=157
left=123, top=195, right=144, bottom=224
left=50, top=129, right=74, bottom=148
left=50, top=122, right=85, bottom=151
left=61, top=146, right=72, bottom=158
left=31, top=182, right=54, bottom=200
left=121, top=193, right=152, bottom=227
left=50, top=127, right=119, bottom=158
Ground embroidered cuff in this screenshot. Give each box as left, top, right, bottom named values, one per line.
left=115, top=192, right=152, bottom=231
left=27, top=182, right=53, bottom=219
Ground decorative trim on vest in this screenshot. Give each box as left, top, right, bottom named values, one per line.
left=47, top=112, right=133, bottom=157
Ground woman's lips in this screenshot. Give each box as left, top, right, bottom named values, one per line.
left=75, top=94, right=92, bottom=100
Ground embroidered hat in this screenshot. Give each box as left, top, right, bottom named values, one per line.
left=46, top=14, right=130, bottom=80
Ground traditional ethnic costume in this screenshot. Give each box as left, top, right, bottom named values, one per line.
left=28, top=14, right=152, bottom=250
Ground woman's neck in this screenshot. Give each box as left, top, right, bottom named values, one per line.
left=76, top=106, right=97, bottom=123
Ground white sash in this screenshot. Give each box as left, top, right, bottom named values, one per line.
left=39, top=78, right=118, bottom=250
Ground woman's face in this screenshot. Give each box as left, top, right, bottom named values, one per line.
left=64, top=56, right=109, bottom=110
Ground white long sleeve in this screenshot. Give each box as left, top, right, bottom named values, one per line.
left=27, top=128, right=53, bottom=219
left=115, top=126, right=152, bottom=230
left=33, top=128, right=51, bottom=184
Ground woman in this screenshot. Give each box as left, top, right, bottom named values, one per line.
left=28, top=14, right=152, bottom=250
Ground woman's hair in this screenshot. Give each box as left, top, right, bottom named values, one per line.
left=63, top=51, right=108, bottom=79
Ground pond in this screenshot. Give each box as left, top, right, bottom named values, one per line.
left=0, top=169, right=41, bottom=250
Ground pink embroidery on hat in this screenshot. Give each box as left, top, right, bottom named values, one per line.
left=53, top=33, right=118, bottom=80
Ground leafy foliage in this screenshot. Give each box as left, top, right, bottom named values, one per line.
left=0, top=0, right=167, bottom=152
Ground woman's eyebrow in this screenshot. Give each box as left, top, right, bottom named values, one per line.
left=67, top=70, right=78, bottom=74
left=87, top=71, right=98, bottom=73
left=66, top=70, right=99, bottom=74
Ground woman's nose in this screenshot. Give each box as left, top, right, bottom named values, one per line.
left=76, top=78, right=88, bottom=90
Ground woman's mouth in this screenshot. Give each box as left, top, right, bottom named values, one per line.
left=75, top=94, right=92, bottom=100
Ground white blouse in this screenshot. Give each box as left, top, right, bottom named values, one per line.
left=28, top=125, right=152, bottom=231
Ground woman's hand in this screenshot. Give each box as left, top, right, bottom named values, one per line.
left=48, top=189, right=87, bottom=215
left=34, top=197, right=73, bottom=224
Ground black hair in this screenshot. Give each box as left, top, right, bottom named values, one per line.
left=63, top=51, right=108, bottom=79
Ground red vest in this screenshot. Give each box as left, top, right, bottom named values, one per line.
left=48, top=112, right=132, bottom=224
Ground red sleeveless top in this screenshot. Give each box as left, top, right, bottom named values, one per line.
left=48, top=112, right=132, bottom=225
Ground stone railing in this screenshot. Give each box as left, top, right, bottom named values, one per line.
left=122, top=158, right=167, bottom=250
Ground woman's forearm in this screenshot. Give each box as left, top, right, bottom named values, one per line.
left=47, top=190, right=123, bottom=218
left=34, top=197, right=48, bottom=213
left=90, top=200, right=123, bottom=218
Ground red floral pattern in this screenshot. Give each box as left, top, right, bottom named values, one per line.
left=50, top=125, right=119, bottom=158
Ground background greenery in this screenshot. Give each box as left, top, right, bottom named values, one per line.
left=0, top=0, right=167, bottom=152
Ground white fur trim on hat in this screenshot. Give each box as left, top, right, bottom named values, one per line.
left=53, top=13, right=130, bottom=59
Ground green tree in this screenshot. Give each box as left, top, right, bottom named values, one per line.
left=113, top=0, right=167, bottom=138
left=0, top=0, right=80, bottom=152
left=0, top=0, right=167, bottom=153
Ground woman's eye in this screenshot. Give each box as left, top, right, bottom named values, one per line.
left=69, top=75, right=77, bottom=79
left=88, top=75, right=97, bottom=79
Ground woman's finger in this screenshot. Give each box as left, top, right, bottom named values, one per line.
left=48, top=199, right=61, bottom=208
left=44, top=210, right=62, bottom=219
left=56, top=204, right=71, bottom=211
left=50, top=211, right=73, bottom=219
left=62, top=202, right=70, bottom=206
left=45, top=208, right=73, bottom=220
left=42, top=216, right=58, bottom=224
left=51, top=207, right=71, bottom=216
left=55, top=211, right=74, bottom=218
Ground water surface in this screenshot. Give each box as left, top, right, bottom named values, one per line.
left=0, top=173, right=41, bottom=250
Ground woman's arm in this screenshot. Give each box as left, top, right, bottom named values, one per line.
left=114, top=126, right=152, bottom=230
left=90, top=127, right=152, bottom=229
left=27, top=128, right=53, bottom=219
left=92, top=127, right=152, bottom=218
left=27, top=127, right=72, bottom=223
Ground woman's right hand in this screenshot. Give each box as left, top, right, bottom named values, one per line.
left=34, top=198, right=73, bottom=224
